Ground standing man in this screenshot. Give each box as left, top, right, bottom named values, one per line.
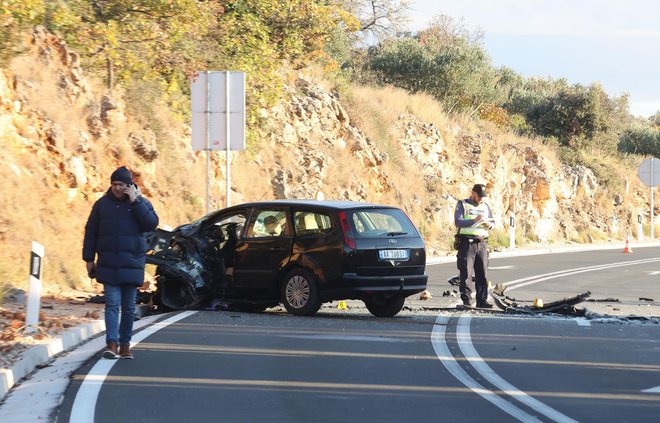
left=454, top=184, right=494, bottom=308
left=83, top=166, right=159, bottom=359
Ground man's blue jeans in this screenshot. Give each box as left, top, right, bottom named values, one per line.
left=104, top=284, right=137, bottom=345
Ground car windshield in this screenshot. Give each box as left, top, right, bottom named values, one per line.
left=349, top=209, right=417, bottom=237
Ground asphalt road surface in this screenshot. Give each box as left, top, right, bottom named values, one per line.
left=52, top=246, right=660, bottom=422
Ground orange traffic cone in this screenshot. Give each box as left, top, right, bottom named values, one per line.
left=623, top=234, right=633, bottom=253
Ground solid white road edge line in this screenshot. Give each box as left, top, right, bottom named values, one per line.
left=431, top=316, right=541, bottom=422
left=457, top=316, right=578, bottom=423
left=504, top=258, right=660, bottom=291
left=69, top=311, right=198, bottom=423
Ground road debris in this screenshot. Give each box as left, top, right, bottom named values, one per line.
left=490, top=284, right=590, bottom=316
left=419, top=290, right=433, bottom=300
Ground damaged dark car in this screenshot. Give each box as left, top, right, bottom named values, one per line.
left=146, top=200, right=428, bottom=317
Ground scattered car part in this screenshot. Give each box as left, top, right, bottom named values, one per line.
left=491, top=284, right=590, bottom=316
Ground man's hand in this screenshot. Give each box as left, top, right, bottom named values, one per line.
left=124, top=185, right=140, bottom=203
left=86, top=262, right=96, bottom=279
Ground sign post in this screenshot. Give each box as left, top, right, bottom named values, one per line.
left=25, top=241, right=44, bottom=334
left=191, top=71, right=246, bottom=212
left=637, top=157, right=659, bottom=240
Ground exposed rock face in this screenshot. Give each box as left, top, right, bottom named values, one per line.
left=252, top=77, right=645, bottom=249
left=0, top=28, right=651, bottom=290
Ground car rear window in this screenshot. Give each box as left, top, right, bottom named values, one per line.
left=350, top=209, right=417, bottom=238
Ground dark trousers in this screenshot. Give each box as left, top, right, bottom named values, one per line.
left=456, top=238, right=489, bottom=304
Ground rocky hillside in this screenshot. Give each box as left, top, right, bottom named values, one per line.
left=0, top=28, right=651, bottom=294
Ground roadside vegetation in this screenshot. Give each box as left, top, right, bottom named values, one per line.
left=2, top=0, right=657, bottom=164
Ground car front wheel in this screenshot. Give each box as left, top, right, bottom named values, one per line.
left=281, top=269, right=321, bottom=316
left=364, top=295, right=405, bottom=317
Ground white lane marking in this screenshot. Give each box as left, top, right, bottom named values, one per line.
left=69, top=311, right=197, bottom=423
left=648, top=271, right=660, bottom=276
left=575, top=318, right=591, bottom=327
left=504, top=258, right=660, bottom=291
left=490, top=266, right=515, bottom=270
left=642, top=386, right=660, bottom=393
left=431, top=316, right=542, bottom=422
left=457, top=316, right=578, bottom=423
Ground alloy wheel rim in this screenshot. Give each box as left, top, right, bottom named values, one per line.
left=286, top=275, right=310, bottom=309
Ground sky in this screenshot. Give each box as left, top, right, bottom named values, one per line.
left=407, top=0, right=660, bottom=117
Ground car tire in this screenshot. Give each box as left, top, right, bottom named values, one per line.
left=364, top=295, right=405, bottom=317
left=281, top=269, right=321, bottom=316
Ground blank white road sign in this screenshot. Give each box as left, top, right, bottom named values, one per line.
left=191, top=71, right=245, bottom=151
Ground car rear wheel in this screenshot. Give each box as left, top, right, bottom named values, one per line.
left=281, top=269, right=321, bottom=316
left=364, top=295, right=405, bottom=317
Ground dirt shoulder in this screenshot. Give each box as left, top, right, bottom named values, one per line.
left=0, top=290, right=105, bottom=369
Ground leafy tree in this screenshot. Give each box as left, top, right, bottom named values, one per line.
left=31, top=0, right=354, bottom=130
left=526, top=83, right=629, bottom=153
left=45, top=0, right=216, bottom=90
left=650, top=111, right=660, bottom=128
left=341, top=0, right=410, bottom=43
left=202, top=0, right=356, bottom=119
left=618, top=123, right=660, bottom=157
left=368, top=22, right=503, bottom=115
left=0, top=0, right=46, bottom=64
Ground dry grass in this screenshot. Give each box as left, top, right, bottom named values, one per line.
left=343, top=84, right=456, bottom=159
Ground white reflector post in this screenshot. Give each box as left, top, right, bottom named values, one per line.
left=25, top=241, right=44, bottom=334
left=509, top=215, right=516, bottom=250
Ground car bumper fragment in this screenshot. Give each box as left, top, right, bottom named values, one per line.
left=491, top=284, right=590, bottom=316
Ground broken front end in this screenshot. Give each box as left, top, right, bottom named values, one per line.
left=146, top=227, right=224, bottom=310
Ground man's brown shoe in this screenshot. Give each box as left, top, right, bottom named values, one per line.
left=102, top=341, right=119, bottom=359
left=119, top=344, right=134, bottom=359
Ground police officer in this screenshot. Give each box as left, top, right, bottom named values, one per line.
left=454, top=184, right=494, bottom=308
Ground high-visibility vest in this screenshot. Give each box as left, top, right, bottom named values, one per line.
left=457, top=200, right=491, bottom=238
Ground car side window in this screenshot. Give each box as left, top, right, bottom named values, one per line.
left=294, top=211, right=332, bottom=237
left=207, top=212, right=247, bottom=249
left=248, top=210, right=288, bottom=238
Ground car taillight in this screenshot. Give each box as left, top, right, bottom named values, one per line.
left=338, top=211, right=356, bottom=249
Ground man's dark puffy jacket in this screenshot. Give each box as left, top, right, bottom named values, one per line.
left=82, top=189, right=159, bottom=286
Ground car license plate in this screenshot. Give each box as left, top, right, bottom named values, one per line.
left=379, top=249, right=409, bottom=260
